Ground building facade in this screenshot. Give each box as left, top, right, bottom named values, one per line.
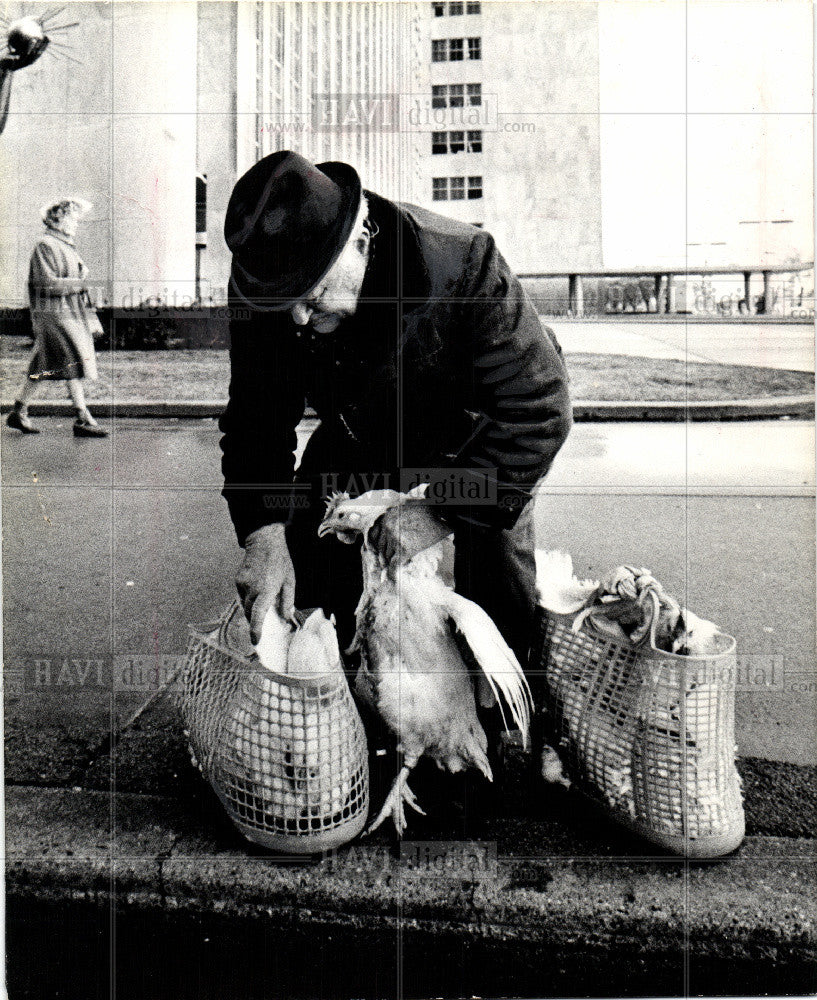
left=0, top=0, right=199, bottom=308
left=0, top=0, right=603, bottom=306
left=419, top=0, right=603, bottom=273
left=0, top=0, right=425, bottom=308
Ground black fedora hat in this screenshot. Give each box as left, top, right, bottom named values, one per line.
left=225, top=150, right=362, bottom=310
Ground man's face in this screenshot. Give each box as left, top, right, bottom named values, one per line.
left=289, top=230, right=369, bottom=333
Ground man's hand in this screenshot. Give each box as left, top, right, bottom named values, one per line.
left=236, top=523, right=296, bottom=644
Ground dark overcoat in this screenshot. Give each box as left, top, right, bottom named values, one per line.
left=220, top=189, right=572, bottom=546
left=220, top=190, right=572, bottom=673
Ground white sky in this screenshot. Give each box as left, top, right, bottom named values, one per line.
left=598, top=0, right=814, bottom=268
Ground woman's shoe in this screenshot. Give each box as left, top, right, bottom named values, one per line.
left=6, top=406, right=40, bottom=434
left=73, top=419, right=108, bottom=438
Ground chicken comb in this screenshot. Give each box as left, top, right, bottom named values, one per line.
left=323, top=491, right=351, bottom=520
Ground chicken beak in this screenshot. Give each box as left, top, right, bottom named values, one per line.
left=318, top=520, right=358, bottom=544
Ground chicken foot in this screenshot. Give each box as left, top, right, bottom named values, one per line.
left=365, top=762, right=426, bottom=836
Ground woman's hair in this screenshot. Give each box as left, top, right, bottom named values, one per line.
left=40, top=198, right=92, bottom=229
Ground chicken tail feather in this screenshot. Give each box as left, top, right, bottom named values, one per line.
left=444, top=592, right=533, bottom=747
left=535, top=549, right=598, bottom=614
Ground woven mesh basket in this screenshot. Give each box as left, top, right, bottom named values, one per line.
left=179, top=603, right=369, bottom=853
left=534, top=604, right=745, bottom=857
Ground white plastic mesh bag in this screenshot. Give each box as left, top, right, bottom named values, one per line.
left=179, top=603, right=369, bottom=853
left=534, top=604, right=744, bottom=858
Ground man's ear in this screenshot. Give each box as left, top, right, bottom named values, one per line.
left=356, top=223, right=371, bottom=257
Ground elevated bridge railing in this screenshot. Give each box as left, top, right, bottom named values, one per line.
left=517, top=264, right=814, bottom=318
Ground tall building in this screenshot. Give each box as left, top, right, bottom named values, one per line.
left=200, top=0, right=425, bottom=303
left=419, top=0, right=602, bottom=273
left=0, top=0, right=425, bottom=308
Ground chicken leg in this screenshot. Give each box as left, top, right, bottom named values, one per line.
left=366, top=760, right=425, bottom=836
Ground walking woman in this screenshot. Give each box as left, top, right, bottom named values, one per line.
left=7, top=198, right=107, bottom=437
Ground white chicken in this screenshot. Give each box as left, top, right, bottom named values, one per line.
left=319, top=486, right=532, bottom=834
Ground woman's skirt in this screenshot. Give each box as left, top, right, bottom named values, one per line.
left=27, top=312, right=98, bottom=381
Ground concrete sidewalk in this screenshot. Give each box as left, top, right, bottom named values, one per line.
left=550, top=320, right=816, bottom=372
left=2, top=394, right=815, bottom=421
left=6, top=778, right=816, bottom=999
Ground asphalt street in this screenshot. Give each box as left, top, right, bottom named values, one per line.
left=3, top=415, right=816, bottom=999
left=2, top=416, right=814, bottom=775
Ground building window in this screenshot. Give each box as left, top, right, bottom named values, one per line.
left=467, top=175, right=483, bottom=199
left=335, top=4, right=343, bottom=112
left=269, top=3, right=285, bottom=147
left=432, top=177, right=448, bottom=201
left=450, top=177, right=465, bottom=200
left=468, top=37, right=481, bottom=59
left=431, top=131, right=480, bottom=154
left=449, top=130, right=465, bottom=154
left=254, top=1, right=263, bottom=158
left=432, top=38, right=447, bottom=61
left=432, top=132, right=448, bottom=154
left=291, top=2, right=303, bottom=109
left=433, top=84, right=478, bottom=108
left=449, top=38, right=463, bottom=60
left=434, top=0, right=478, bottom=13
left=308, top=3, right=318, bottom=121
left=466, top=130, right=482, bottom=152
left=431, top=85, right=447, bottom=109
left=321, top=3, right=331, bottom=93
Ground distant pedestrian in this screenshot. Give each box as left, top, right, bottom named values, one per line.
left=6, top=198, right=107, bottom=437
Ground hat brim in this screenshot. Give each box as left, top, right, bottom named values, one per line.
left=230, top=161, right=362, bottom=312
left=40, top=197, right=93, bottom=222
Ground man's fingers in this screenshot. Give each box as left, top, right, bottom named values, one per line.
left=249, top=589, right=275, bottom=646
left=236, top=581, right=253, bottom=624
left=278, top=574, right=296, bottom=622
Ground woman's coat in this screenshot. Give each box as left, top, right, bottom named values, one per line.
left=28, top=229, right=101, bottom=381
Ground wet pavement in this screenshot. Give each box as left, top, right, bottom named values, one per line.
left=2, top=416, right=815, bottom=772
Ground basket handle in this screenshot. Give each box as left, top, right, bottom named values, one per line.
left=217, top=599, right=247, bottom=648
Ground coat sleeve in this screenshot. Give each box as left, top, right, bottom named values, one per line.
left=28, top=241, right=86, bottom=297
left=446, top=231, right=572, bottom=531
left=218, top=310, right=306, bottom=546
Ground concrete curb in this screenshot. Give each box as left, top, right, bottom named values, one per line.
left=5, top=785, right=816, bottom=997
left=2, top=396, right=814, bottom=422
left=572, top=395, right=815, bottom=421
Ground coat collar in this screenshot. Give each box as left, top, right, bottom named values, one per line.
left=44, top=227, right=76, bottom=247
left=358, top=190, right=430, bottom=313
